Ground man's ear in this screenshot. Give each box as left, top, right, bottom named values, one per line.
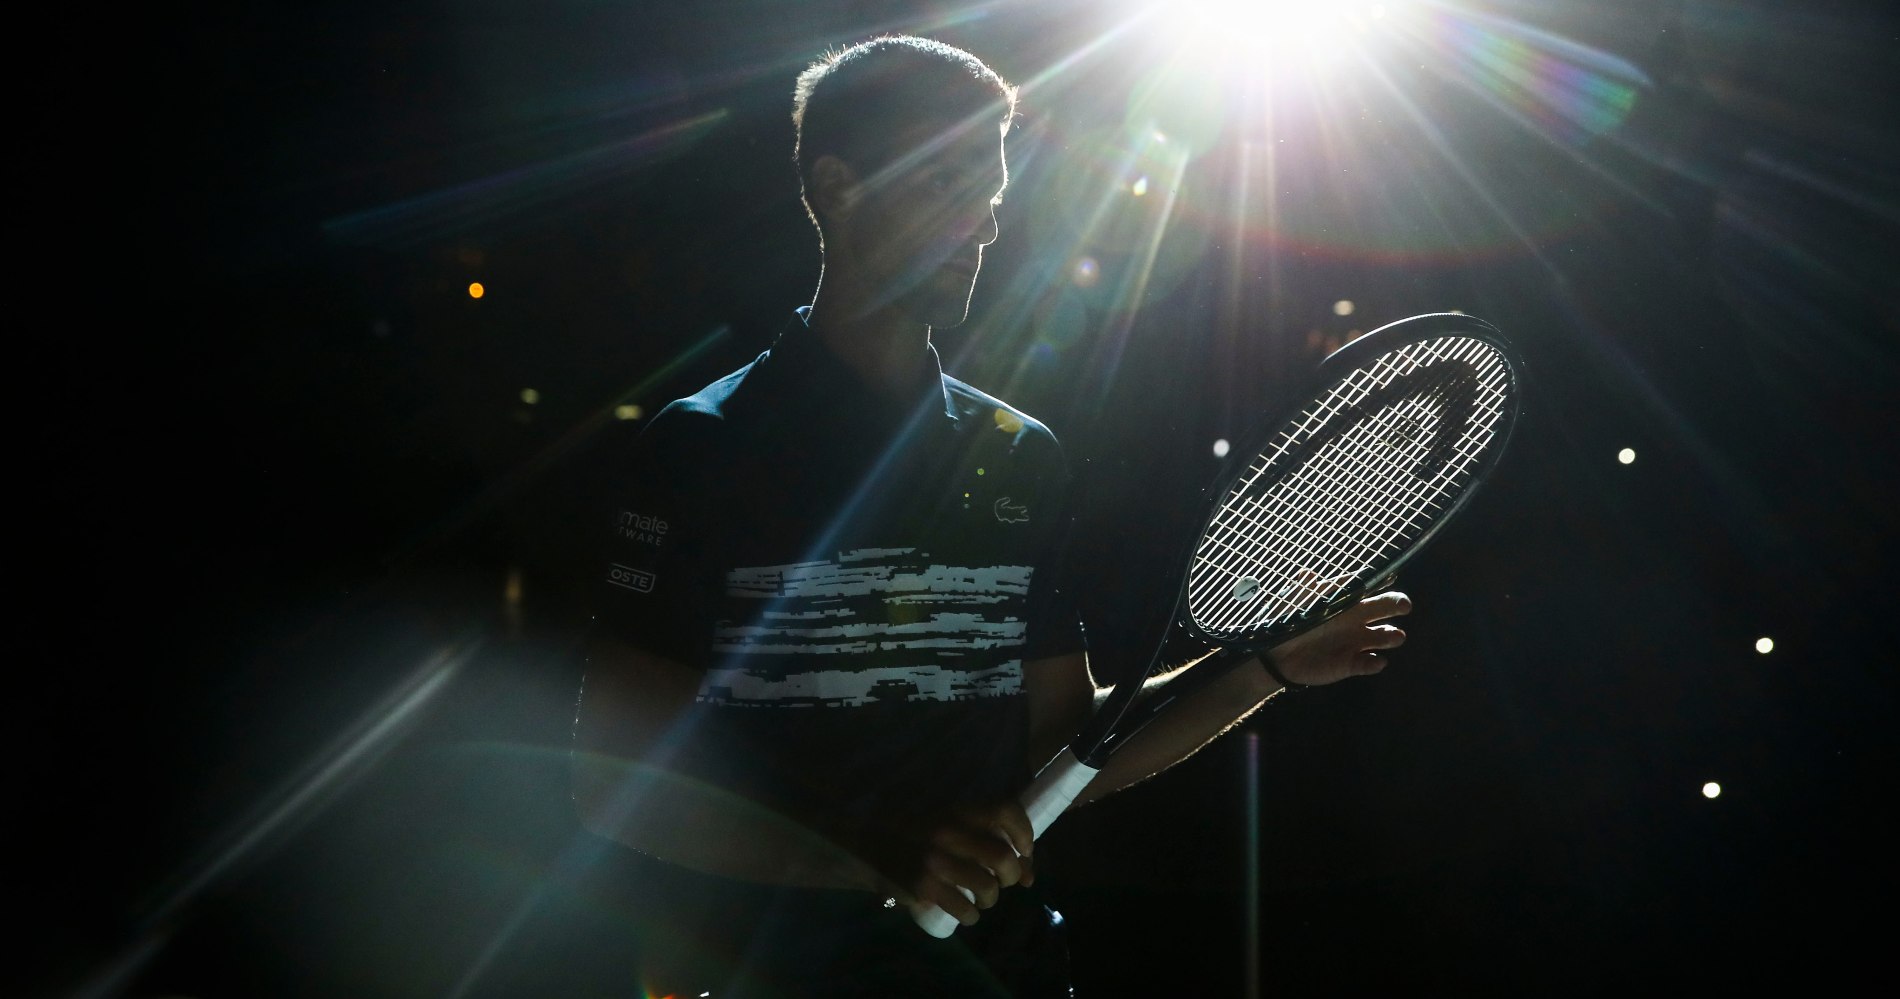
left=808, top=155, right=861, bottom=222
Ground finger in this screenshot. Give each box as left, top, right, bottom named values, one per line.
left=916, top=873, right=982, bottom=926
left=986, top=802, right=1035, bottom=861
left=1356, top=590, right=1413, bottom=623
left=926, top=851, right=1002, bottom=910
left=1354, top=650, right=1388, bottom=675
left=1364, top=623, right=1407, bottom=651
left=935, top=826, right=1025, bottom=889
left=881, top=878, right=919, bottom=908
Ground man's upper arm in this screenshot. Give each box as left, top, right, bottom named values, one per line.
left=573, top=410, right=721, bottom=823
left=588, top=407, right=721, bottom=667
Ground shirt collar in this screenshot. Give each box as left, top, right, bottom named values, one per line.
left=767, top=306, right=959, bottom=424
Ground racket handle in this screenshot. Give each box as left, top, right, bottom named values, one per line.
left=911, top=748, right=1102, bottom=938
left=1022, top=747, right=1100, bottom=838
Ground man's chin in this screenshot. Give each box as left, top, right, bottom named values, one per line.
left=907, top=290, right=974, bottom=329
left=925, top=308, right=971, bottom=330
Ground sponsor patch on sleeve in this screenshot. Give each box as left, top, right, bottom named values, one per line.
left=616, top=508, right=671, bottom=546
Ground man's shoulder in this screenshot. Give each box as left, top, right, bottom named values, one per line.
left=943, top=374, right=1062, bottom=453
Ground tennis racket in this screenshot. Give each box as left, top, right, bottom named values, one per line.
left=914, top=311, right=1523, bottom=936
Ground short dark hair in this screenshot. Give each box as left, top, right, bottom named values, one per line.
left=791, top=35, right=1018, bottom=231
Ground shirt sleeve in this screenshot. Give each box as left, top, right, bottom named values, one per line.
left=587, top=406, right=721, bottom=667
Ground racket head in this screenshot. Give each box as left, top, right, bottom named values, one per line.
left=1175, top=312, right=1522, bottom=649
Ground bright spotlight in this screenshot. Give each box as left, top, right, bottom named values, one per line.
left=1617, top=448, right=1636, bottom=465
left=1755, top=637, right=1774, bottom=654
left=1159, top=0, right=1393, bottom=63
left=1702, top=782, right=1721, bottom=799
left=1175, top=0, right=1341, bottom=43
left=1213, top=438, right=1231, bottom=458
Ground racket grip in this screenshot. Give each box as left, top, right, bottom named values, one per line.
left=1021, top=747, right=1100, bottom=838
left=910, top=748, right=1101, bottom=938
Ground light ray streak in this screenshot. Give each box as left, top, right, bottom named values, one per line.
left=323, top=109, right=729, bottom=248
left=1096, top=140, right=1191, bottom=385
left=390, top=324, right=733, bottom=567
left=1383, top=7, right=1668, bottom=219
left=1219, top=135, right=1255, bottom=412
left=82, top=645, right=475, bottom=999
left=1244, top=731, right=1261, bottom=999
left=1740, top=149, right=1898, bottom=226
left=937, top=13, right=1165, bottom=389
left=1353, top=46, right=1566, bottom=282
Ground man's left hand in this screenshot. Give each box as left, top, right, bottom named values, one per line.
left=1261, top=590, right=1412, bottom=687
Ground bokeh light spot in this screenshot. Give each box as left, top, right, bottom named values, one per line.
left=1755, top=637, right=1774, bottom=654
left=1071, top=257, right=1100, bottom=288
left=1333, top=300, right=1355, bottom=316
left=468, top=282, right=485, bottom=299
left=993, top=408, right=1024, bottom=434
left=1213, top=439, right=1231, bottom=458
left=519, top=388, right=540, bottom=405
left=1617, top=448, right=1636, bottom=464
left=976, top=468, right=986, bottom=476
left=1132, top=175, right=1150, bottom=197
left=1702, top=782, right=1722, bottom=799
left=614, top=404, right=644, bottom=421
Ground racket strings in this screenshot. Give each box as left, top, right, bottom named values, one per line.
left=1223, top=347, right=1504, bottom=610
left=1193, top=402, right=1446, bottom=596
left=1236, top=394, right=1451, bottom=562
left=1187, top=336, right=1512, bottom=637
left=1231, top=370, right=1498, bottom=589
left=1197, top=384, right=1487, bottom=628
left=1198, top=395, right=1454, bottom=620
left=1196, top=347, right=1478, bottom=593
left=1198, top=339, right=1508, bottom=626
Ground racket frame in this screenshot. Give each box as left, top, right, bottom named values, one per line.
left=913, top=313, right=1522, bottom=939
left=1077, top=312, right=1522, bottom=766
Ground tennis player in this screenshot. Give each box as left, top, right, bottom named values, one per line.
left=572, top=34, right=1411, bottom=997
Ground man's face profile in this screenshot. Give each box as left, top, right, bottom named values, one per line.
left=832, top=120, right=1009, bottom=328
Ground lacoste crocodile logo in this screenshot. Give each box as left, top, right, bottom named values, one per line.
left=993, top=497, right=1029, bottom=524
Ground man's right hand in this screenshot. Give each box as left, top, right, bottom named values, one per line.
left=887, top=800, right=1037, bottom=926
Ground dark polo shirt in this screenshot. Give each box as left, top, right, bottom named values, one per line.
left=593, top=311, right=1087, bottom=833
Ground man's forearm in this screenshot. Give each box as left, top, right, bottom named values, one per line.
left=1072, top=652, right=1281, bottom=805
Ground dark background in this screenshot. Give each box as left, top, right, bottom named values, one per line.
left=39, top=0, right=1897, bottom=995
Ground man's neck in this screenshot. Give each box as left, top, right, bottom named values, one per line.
left=804, top=273, right=934, bottom=399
